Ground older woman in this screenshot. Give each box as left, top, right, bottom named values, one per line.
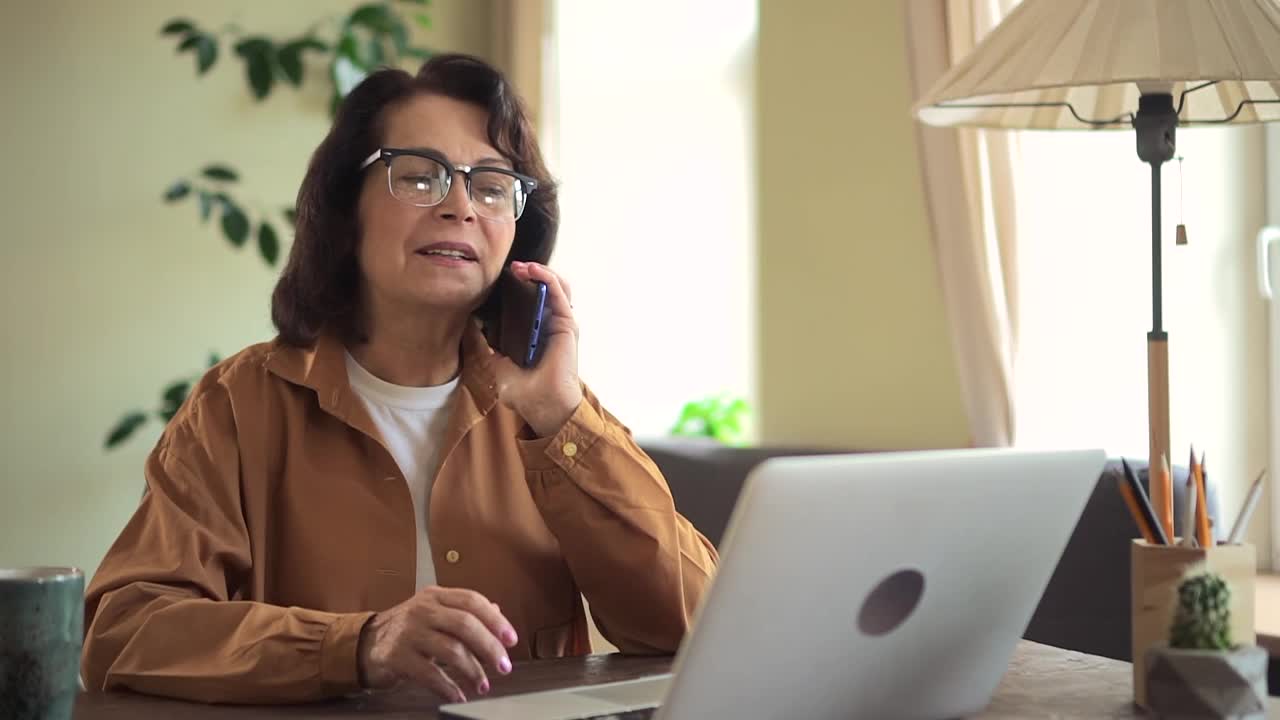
left=82, top=54, right=717, bottom=706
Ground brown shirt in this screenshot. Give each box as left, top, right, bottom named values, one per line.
left=82, top=324, right=719, bottom=704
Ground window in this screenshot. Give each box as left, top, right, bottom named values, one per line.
left=547, top=0, right=758, bottom=438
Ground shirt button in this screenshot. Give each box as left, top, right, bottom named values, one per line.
left=445, top=550, right=461, bottom=564
left=562, top=442, right=578, bottom=458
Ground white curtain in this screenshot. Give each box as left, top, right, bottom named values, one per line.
left=903, top=0, right=1022, bottom=447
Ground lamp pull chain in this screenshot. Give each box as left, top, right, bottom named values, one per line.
left=1175, top=155, right=1188, bottom=246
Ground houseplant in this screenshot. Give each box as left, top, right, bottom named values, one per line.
left=1144, top=570, right=1268, bottom=719
left=104, top=1, right=434, bottom=450
left=669, top=394, right=751, bottom=446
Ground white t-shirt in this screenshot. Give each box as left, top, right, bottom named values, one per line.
left=345, top=352, right=459, bottom=591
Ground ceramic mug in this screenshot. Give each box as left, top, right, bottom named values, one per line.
left=0, top=567, right=84, bottom=720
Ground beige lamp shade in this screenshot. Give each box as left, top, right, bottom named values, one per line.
left=914, top=0, right=1280, bottom=129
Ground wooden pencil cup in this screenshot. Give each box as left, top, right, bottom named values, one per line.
left=1130, top=540, right=1257, bottom=708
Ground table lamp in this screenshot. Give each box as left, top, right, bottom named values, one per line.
left=913, top=0, right=1280, bottom=481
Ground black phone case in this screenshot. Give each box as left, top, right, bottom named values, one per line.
left=485, top=273, right=552, bottom=367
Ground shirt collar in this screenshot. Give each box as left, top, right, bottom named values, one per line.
left=265, top=320, right=500, bottom=419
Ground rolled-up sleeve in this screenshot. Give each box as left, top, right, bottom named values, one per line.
left=518, top=386, right=719, bottom=654
left=82, top=385, right=374, bottom=704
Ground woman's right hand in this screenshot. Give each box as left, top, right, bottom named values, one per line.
left=356, top=586, right=519, bottom=702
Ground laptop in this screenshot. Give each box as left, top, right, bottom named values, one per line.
left=441, top=447, right=1106, bottom=720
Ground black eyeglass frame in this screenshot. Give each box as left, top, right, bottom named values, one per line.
left=358, top=147, right=538, bottom=221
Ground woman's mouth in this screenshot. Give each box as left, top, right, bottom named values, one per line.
left=418, top=248, right=475, bottom=261
left=415, top=243, right=478, bottom=266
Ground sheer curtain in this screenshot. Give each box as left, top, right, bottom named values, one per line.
left=903, top=0, right=1022, bottom=447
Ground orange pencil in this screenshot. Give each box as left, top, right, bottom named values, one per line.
left=1192, top=450, right=1212, bottom=547
left=1118, top=460, right=1164, bottom=544
left=1117, top=479, right=1158, bottom=544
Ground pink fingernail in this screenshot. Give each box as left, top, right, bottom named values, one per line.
left=499, top=656, right=512, bottom=674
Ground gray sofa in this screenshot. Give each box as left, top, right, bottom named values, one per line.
left=639, top=439, right=1222, bottom=662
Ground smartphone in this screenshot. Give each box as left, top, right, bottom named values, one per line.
left=487, top=273, right=551, bottom=368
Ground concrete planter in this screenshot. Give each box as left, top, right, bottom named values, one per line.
left=1144, top=644, right=1269, bottom=719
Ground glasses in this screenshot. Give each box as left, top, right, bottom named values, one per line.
left=359, top=147, right=537, bottom=223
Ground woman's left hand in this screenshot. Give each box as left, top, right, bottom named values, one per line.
left=491, top=261, right=584, bottom=438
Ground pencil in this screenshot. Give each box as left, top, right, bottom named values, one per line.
left=1120, top=459, right=1169, bottom=545
left=1178, top=471, right=1198, bottom=547
left=1193, top=451, right=1212, bottom=547
left=1226, top=470, right=1266, bottom=544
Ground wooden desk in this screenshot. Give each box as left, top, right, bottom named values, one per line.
left=74, top=641, right=1278, bottom=719
left=1259, top=572, right=1280, bottom=657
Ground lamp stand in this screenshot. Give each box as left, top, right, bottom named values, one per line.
left=1132, top=93, right=1177, bottom=487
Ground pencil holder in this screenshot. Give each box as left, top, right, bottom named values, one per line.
left=1130, top=540, right=1257, bottom=709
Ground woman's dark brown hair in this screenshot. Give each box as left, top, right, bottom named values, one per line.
left=271, top=53, right=558, bottom=347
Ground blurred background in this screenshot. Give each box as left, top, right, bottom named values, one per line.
left=1, top=1, right=1275, bottom=580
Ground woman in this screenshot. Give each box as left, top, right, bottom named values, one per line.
left=82, top=54, right=718, bottom=706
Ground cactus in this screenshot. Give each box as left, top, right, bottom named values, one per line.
left=1169, top=571, right=1233, bottom=650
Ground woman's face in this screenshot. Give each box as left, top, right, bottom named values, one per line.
left=356, top=93, right=517, bottom=317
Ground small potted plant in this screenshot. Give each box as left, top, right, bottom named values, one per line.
left=1145, top=570, right=1269, bottom=719
left=669, top=394, right=751, bottom=447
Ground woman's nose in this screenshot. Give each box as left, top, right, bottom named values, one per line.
left=434, top=175, right=476, bottom=223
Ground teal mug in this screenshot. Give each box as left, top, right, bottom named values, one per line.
left=0, top=568, right=84, bottom=720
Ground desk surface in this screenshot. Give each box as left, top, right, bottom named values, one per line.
left=73, top=640, right=1278, bottom=719
left=1259, top=572, right=1280, bottom=657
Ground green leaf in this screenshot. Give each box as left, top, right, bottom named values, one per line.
left=177, top=34, right=201, bottom=52
left=336, top=31, right=362, bottom=62
left=367, top=37, right=386, bottom=67
left=157, top=378, right=192, bottom=423
left=403, top=46, right=432, bottom=60
left=332, top=54, right=368, bottom=98
left=162, top=380, right=192, bottom=408
left=247, top=52, right=273, bottom=99
left=283, top=207, right=298, bottom=227
left=234, top=37, right=275, bottom=99
left=162, top=19, right=196, bottom=36
left=414, top=13, right=432, bottom=29
left=196, top=34, right=218, bottom=75
left=399, top=0, right=430, bottom=5
left=198, top=191, right=215, bottom=221
left=201, top=165, right=239, bottom=182
left=208, top=352, right=222, bottom=368
left=389, top=17, right=410, bottom=54
left=277, top=42, right=305, bottom=86
left=104, top=411, right=148, bottom=449
left=220, top=202, right=250, bottom=248
left=257, top=222, right=280, bottom=266
left=233, top=36, right=273, bottom=57
left=350, top=3, right=395, bottom=33
left=163, top=180, right=191, bottom=202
